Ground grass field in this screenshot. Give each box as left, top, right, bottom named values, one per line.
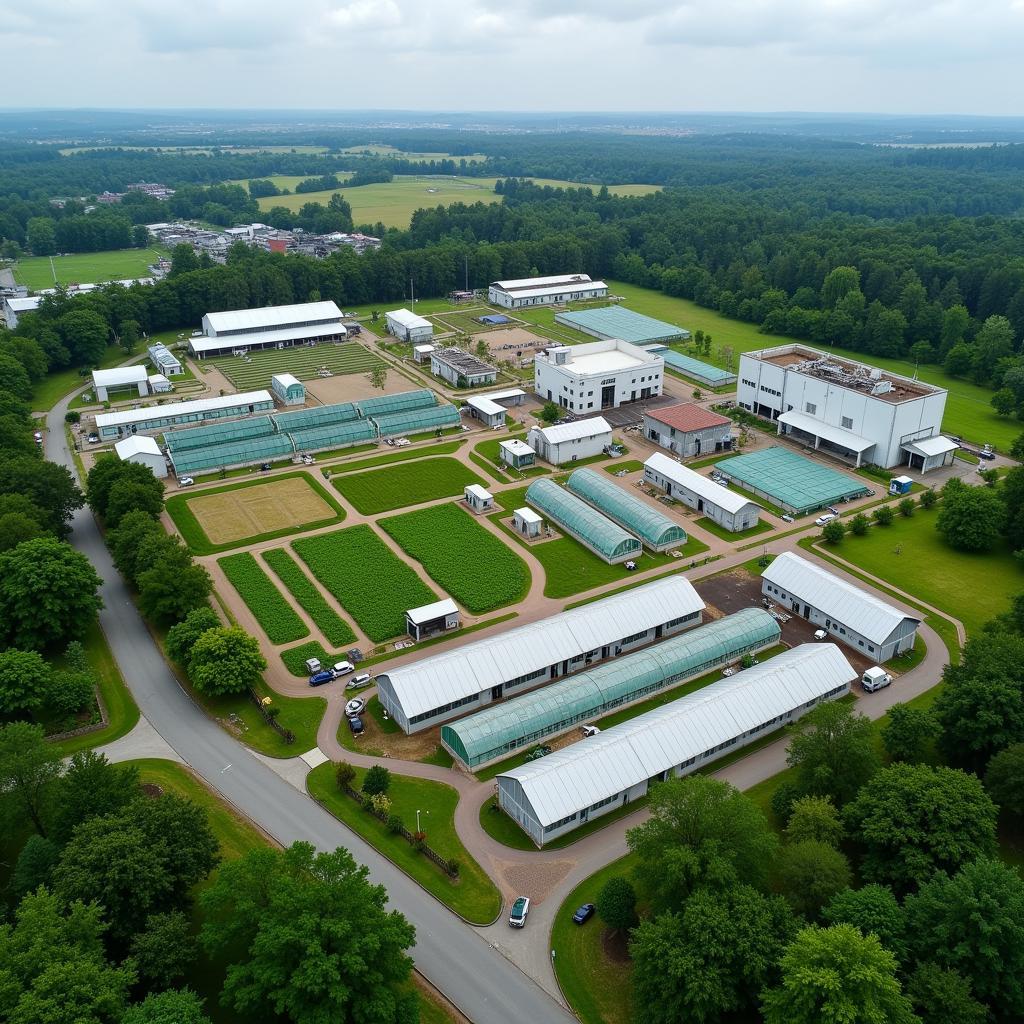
left=379, top=503, right=531, bottom=613
left=332, top=457, right=487, bottom=515
left=262, top=548, right=357, bottom=647
left=338, top=144, right=487, bottom=163
left=10, top=247, right=167, bottom=290
left=328, top=441, right=463, bottom=475
left=218, top=552, right=309, bottom=645
left=33, top=343, right=128, bottom=410
left=206, top=342, right=384, bottom=391
left=293, top=524, right=436, bottom=641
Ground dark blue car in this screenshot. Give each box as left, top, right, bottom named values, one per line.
left=572, top=903, right=595, bottom=925
left=308, top=670, right=334, bottom=687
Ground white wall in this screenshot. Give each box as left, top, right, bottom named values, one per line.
left=535, top=356, right=663, bottom=413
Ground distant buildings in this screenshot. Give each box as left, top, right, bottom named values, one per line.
left=488, top=274, right=608, bottom=309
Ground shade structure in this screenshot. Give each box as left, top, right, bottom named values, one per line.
left=356, top=389, right=436, bottom=418
left=659, top=350, right=736, bottom=385
left=168, top=433, right=297, bottom=475
left=371, top=404, right=461, bottom=437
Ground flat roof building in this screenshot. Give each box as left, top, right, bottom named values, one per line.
left=406, top=598, right=461, bottom=642
left=554, top=305, right=690, bottom=345
left=114, top=434, right=167, bottom=478
left=643, top=453, right=761, bottom=533
left=527, top=417, right=613, bottom=466
left=500, top=438, right=535, bottom=471
left=430, top=348, right=498, bottom=388
left=91, top=365, right=150, bottom=403
left=95, top=390, right=274, bottom=440
left=190, top=301, right=346, bottom=358
left=385, top=308, right=433, bottom=344
left=488, top=274, right=608, bottom=309
left=643, top=403, right=733, bottom=458
left=535, top=339, right=663, bottom=413
left=147, top=342, right=183, bottom=377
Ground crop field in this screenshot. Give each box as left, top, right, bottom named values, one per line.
left=332, top=457, right=487, bottom=515
left=185, top=476, right=339, bottom=546
left=293, top=525, right=436, bottom=641
left=380, top=503, right=530, bottom=613
left=217, top=552, right=309, bottom=644
left=11, top=247, right=167, bottom=290
left=262, top=548, right=357, bottom=646
left=206, top=342, right=384, bottom=391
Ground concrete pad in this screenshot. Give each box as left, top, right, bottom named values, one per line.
left=96, top=715, right=184, bottom=765
left=251, top=750, right=312, bottom=791
left=300, top=746, right=329, bottom=769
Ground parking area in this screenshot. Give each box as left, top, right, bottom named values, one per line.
left=579, top=393, right=680, bottom=429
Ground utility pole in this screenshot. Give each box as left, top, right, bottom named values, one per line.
left=464, top=254, right=469, bottom=292
left=410, top=275, right=415, bottom=310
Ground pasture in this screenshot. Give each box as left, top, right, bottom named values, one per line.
left=332, top=457, right=487, bottom=515
left=11, top=247, right=167, bottom=290
left=206, top=342, right=384, bottom=390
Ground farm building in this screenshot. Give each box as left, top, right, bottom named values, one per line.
left=525, top=477, right=642, bottom=563
left=738, top=344, right=951, bottom=470
left=114, top=435, right=167, bottom=478
left=443, top=607, right=780, bottom=768
left=527, top=417, right=613, bottom=466
left=2, top=296, right=41, bottom=329
left=465, top=395, right=508, bottom=428
left=356, top=389, right=437, bottom=418
left=464, top=484, right=494, bottom=513
left=95, top=390, right=275, bottom=440
left=91, top=365, right=149, bottom=402
left=554, top=305, right=690, bottom=345
left=385, top=308, right=433, bottom=344
left=659, top=350, right=737, bottom=388
left=500, top=438, right=535, bottom=470
left=190, top=301, right=346, bottom=359
left=148, top=374, right=171, bottom=393
left=147, top=342, right=183, bottom=377
left=713, top=447, right=870, bottom=515
left=488, top=274, right=608, bottom=309
left=406, top=599, right=461, bottom=642
left=565, top=468, right=687, bottom=552
left=375, top=574, right=705, bottom=733
left=371, top=403, right=462, bottom=438
left=497, top=643, right=856, bottom=846
left=430, top=348, right=498, bottom=388
left=512, top=507, right=543, bottom=538
left=413, top=344, right=435, bottom=363
left=271, top=373, right=306, bottom=406
left=535, top=339, right=663, bottom=413
left=643, top=453, right=761, bottom=533
left=761, top=552, right=921, bottom=661
left=643, top=403, right=733, bottom=458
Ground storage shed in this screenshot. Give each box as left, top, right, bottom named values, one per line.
left=512, top=507, right=543, bottom=538
left=465, top=395, right=507, bottom=428
left=464, top=484, right=494, bottom=514
left=527, top=417, right=613, bottom=466
left=430, top=348, right=498, bottom=388
left=413, top=344, right=435, bottom=363
left=147, top=374, right=172, bottom=394
left=643, top=403, right=733, bottom=458
left=643, top=453, right=761, bottom=533
left=406, top=598, right=461, bottom=642
left=92, top=365, right=150, bottom=402
left=385, top=308, right=433, bottom=344
left=114, top=434, right=167, bottom=478
left=271, top=373, right=306, bottom=407
left=147, top=342, right=183, bottom=377
left=500, top=438, right=535, bottom=470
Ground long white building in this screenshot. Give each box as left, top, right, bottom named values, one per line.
left=488, top=274, right=608, bottom=310
left=375, top=576, right=705, bottom=733
left=497, top=643, right=856, bottom=846
left=385, top=308, right=433, bottom=344
left=643, top=453, right=762, bottom=533
left=535, top=339, right=663, bottom=413
left=527, top=417, right=613, bottom=465
left=94, top=390, right=274, bottom=440
left=737, top=344, right=953, bottom=471
left=189, top=301, right=346, bottom=359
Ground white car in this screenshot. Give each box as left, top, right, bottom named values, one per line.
left=347, top=673, right=372, bottom=689
left=813, top=629, right=828, bottom=641
left=581, top=725, right=601, bottom=737
left=345, top=698, right=366, bottom=718
left=814, top=512, right=837, bottom=527
left=862, top=667, right=893, bottom=693
left=509, top=896, right=530, bottom=928
left=332, top=661, right=355, bottom=677
left=179, top=477, right=195, bottom=487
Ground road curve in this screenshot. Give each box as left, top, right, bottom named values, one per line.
left=47, top=402, right=574, bottom=1024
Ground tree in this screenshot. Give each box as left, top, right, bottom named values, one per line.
left=50, top=751, right=140, bottom=844
left=872, top=504, right=895, bottom=527
left=985, top=742, right=1024, bottom=819
left=0, top=455, right=84, bottom=536
left=109, top=510, right=164, bottom=583
left=785, top=700, right=879, bottom=806
left=919, top=487, right=937, bottom=509
left=784, top=795, right=844, bottom=847
left=849, top=512, right=870, bottom=536
left=760, top=924, right=918, bottom=1024
left=0, top=648, right=51, bottom=716
left=9, top=834, right=60, bottom=900
left=937, top=479, right=1005, bottom=552
left=118, top=318, right=141, bottom=351
left=123, top=989, right=212, bottom=1024
left=187, top=627, right=265, bottom=696
left=843, top=763, right=997, bottom=892
left=775, top=840, right=852, bottom=919
left=992, top=388, right=1016, bottom=417
left=136, top=537, right=212, bottom=625
left=366, top=365, right=388, bottom=390
left=631, top=885, right=796, bottom=1024
left=0, top=537, right=103, bottom=651
left=905, top=963, right=987, bottom=1024
left=971, top=315, right=1015, bottom=385
left=105, top=477, right=164, bottom=528
left=362, top=764, right=391, bottom=796
left=165, top=606, right=220, bottom=665
left=0, top=722, right=61, bottom=836
left=0, top=353, right=32, bottom=400
left=130, top=911, right=196, bottom=990
left=26, top=216, right=57, bottom=255
left=822, top=884, right=907, bottom=963
left=540, top=401, right=560, bottom=424
left=57, top=308, right=110, bottom=366
left=48, top=669, right=95, bottom=718
left=200, top=842, right=416, bottom=1024
left=87, top=457, right=163, bottom=521
left=626, top=776, right=778, bottom=911
left=821, top=519, right=846, bottom=544
left=905, top=858, right=1024, bottom=1019
left=881, top=703, right=940, bottom=763
left=898, top=496, right=916, bottom=517
left=597, top=876, right=637, bottom=932
left=334, top=760, right=356, bottom=789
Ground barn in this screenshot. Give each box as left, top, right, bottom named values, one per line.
left=385, top=308, right=433, bottom=344
left=190, top=301, right=346, bottom=359
left=643, top=453, right=761, bottom=533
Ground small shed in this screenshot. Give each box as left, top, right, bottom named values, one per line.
left=888, top=475, right=913, bottom=496
left=272, top=373, right=306, bottom=407
left=465, top=395, right=507, bottom=428
left=114, top=434, right=167, bottom=478
left=406, top=598, right=461, bottom=642
left=413, top=344, right=436, bottom=363
left=512, top=507, right=543, bottom=538
left=500, top=438, right=535, bottom=470
left=148, top=373, right=172, bottom=394
left=464, top=483, right=494, bottom=514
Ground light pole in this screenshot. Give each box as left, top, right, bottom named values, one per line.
left=416, top=809, right=421, bottom=834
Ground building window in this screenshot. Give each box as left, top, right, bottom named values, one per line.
left=842, top=416, right=854, bottom=429
left=805, top=402, right=817, bottom=415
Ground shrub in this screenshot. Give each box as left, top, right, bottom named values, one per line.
left=64, top=410, right=81, bottom=424
left=446, top=858, right=460, bottom=877
left=386, top=813, right=404, bottom=834
left=898, top=497, right=916, bottom=517
left=335, top=761, right=356, bottom=789
left=849, top=513, right=870, bottom=536
left=873, top=506, right=895, bottom=527
left=822, top=519, right=846, bottom=544
left=920, top=488, right=937, bottom=509
left=49, top=671, right=95, bottom=717
left=370, top=793, right=392, bottom=816
left=362, top=764, right=391, bottom=796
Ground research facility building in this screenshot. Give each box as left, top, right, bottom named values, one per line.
left=527, top=417, right=613, bottom=465
left=488, top=274, right=608, bottom=309
left=95, top=390, right=275, bottom=440
left=642, top=402, right=733, bottom=458
left=535, top=339, right=663, bottom=412
left=385, top=308, right=434, bottom=344
left=643, top=453, right=762, bottom=533
left=190, top=301, right=346, bottom=359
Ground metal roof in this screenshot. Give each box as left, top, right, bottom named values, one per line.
left=377, top=575, right=704, bottom=721
left=272, top=373, right=302, bottom=389
left=92, top=365, right=149, bottom=387
left=166, top=416, right=276, bottom=452
left=514, top=506, right=542, bottom=523
left=485, top=389, right=526, bottom=402
left=356, top=389, right=436, bottom=418
left=272, top=403, right=359, bottom=433
left=554, top=305, right=689, bottom=344
left=778, top=410, right=875, bottom=453
left=762, top=552, right=920, bottom=645
left=467, top=396, right=506, bottom=416
left=385, top=308, right=433, bottom=330
left=501, top=439, right=534, bottom=456
left=526, top=478, right=642, bottom=561
left=465, top=484, right=493, bottom=500
left=115, top=435, right=162, bottom=459
left=491, top=274, right=596, bottom=291
left=407, top=598, right=459, bottom=625
left=499, top=644, right=855, bottom=826
left=371, top=404, right=461, bottom=437
left=659, top=350, right=736, bottom=383
left=902, top=435, right=958, bottom=458
left=644, top=453, right=760, bottom=516
left=646, top=402, right=732, bottom=433
left=532, top=417, right=613, bottom=445
left=204, top=300, right=342, bottom=334
left=190, top=321, right=346, bottom=353
left=96, top=390, right=273, bottom=428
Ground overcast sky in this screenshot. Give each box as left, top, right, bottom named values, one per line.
left=3, top=0, right=1023, bottom=114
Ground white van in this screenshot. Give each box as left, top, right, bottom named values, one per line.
left=862, top=666, right=892, bottom=693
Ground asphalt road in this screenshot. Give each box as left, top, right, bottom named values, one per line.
left=48, top=405, right=574, bottom=1024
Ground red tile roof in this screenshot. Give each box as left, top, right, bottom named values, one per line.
left=647, top=402, right=732, bottom=434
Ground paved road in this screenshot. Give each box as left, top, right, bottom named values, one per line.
left=47, top=403, right=574, bottom=1024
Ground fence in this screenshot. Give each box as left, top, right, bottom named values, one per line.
left=248, top=686, right=295, bottom=745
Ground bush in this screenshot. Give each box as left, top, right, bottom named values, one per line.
left=598, top=876, right=638, bottom=931
left=362, top=764, right=391, bottom=796
left=873, top=506, right=895, bottom=527
left=920, top=488, right=937, bottom=509
left=370, top=793, right=392, bottom=816
left=49, top=671, right=95, bottom=717
left=386, top=813, right=404, bottom=834
left=822, top=519, right=846, bottom=544
left=64, top=410, right=80, bottom=424
left=335, top=761, right=356, bottom=789
left=446, top=858, right=460, bottom=877
left=849, top=512, right=870, bottom=536
left=898, top=497, right=916, bottom=517
left=771, top=780, right=801, bottom=826
left=63, top=640, right=88, bottom=673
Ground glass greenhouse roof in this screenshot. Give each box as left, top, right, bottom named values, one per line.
left=272, top=403, right=359, bottom=432
left=164, top=415, right=275, bottom=452
left=356, top=389, right=437, bottom=418
left=289, top=420, right=376, bottom=450
left=169, top=433, right=296, bottom=474
left=371, top=404, right=461, bottom=437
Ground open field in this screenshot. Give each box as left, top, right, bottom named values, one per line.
left=293, top=525, right=436, bottom=641
left=333, top=457, right=487, bottom=515
left=218, top=552, right=310, bottom=644
left=338, top=144, right=487, bottom=163
left=205, top=342, right=384, bottom=390
left=379, top=503, right=531, bottom=613
left=262, top=548, right=357, bottom=647
left=10, top=247, right=167, bottom=290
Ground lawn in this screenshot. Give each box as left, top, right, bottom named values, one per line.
left=306, top=762, right=501, bottom=924
left=332, top=457, right=487, bottom=515
left=217, top=553, right=310, bottom=645
left=328, top=440, right=463, bottom=475
left=293, top=525, right=436, bottom=641
left=33, top=343, right=128, bottom=410
left=262, top=548, right=357, bottom=647
left=11, top=247, right=167, bottom=290
left=379, top=503, right=531, bottom=613
left=206, top=342, right=384, bottom=391
left=694, top=515, right=774, bottom=541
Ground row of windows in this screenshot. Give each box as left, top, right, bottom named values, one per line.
left=508, top=665, right=549, bottom=688
left=409, top=691, right=479, bottom=726
left=741, top=378, right=757, bottom=389
left=589, top=794, right=617, bottom=812
left=666, top=611, right=701, bottom=628
left=544, top=812, right=579, bottom=834
left=759, top=385, right=781, bottom=397
left=764, top=586, right=877, bottom=654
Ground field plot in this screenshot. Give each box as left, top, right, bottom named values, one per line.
left=293, top=525, right=436, bottom=641
left=207, top=343, right=384, bottom=391
left=12, top=247, right=167, bottom=290
left=217, top=552, right=309, bottom=644
left=380, top=503, right=530, bottom=613
left=262, top=548, right=357, bottom=646
left=332, top=457, right=487, bottom=515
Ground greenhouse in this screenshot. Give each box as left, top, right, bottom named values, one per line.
left=441, top=607, right=780, bottom=768
left=164, top=415, right=276, bottom=452
left=659, top=350, right=737, bottom=387
left=289, top=420, right=376, bottom=451
left=356, top=389, right=437, bottom=418
left=371, top=403, right=462, bottom=437
left=168, top=433, right=296, bottom=475
left=566, top=467, right=688, bottom=552
left=272, top=402, right=359, bottom=432
left=525, top=478, right=641, bottom=564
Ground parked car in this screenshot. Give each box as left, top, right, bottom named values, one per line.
left=978, top=449, right=996, bottom=461
left=302, top=455, right=314, bottom=465
left=528, top=745, right=552, bottom=760
left=308, top=670, right=334, bottom=687
left=348, top=673, right=372, bottom=689
left=332, top=661, right=355, bottom=677
left=862, top=666, right=893, bottom=693
left=394, top=438, right=411, bottom=447
left=826, top=506, right=840, bottom=516
left=260, top=462, right=272, bottom=471
left=87, top=433, right=100, bottom=444
left=572, top=903, right=596, bottom=925
left=304, top=657, right=322, bottom=674
left=348, top=716, right=364, bottom=735
left=509, top=896, right=530, bottom=928
left=781, top=514, right=795, bottom=523
left=179, top=477, right=195, bottom=487
left=814, top=512, right=836, bottom=527
left=813, top=629, right=828, bottom=640
left=581, top=725, right=600, bottom=737
left=345, top=698, right=366, bottom=718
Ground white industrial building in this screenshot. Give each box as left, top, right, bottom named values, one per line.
left=488, top=274, right=609, bottom=310
left=762, top=552, right=921, bottom=661
left=114, top=435, right=168, bottom=478
left=643, top=453, right=762, bottom=533
left=535, top=340, right=663, bottom=413
left=376, top=575, right=705, bottom=733
left=497, top=644, right=856, bottom=846
left=148, top=374, right=172, bottom=394
left=413, top=344, right=435, bottom=363
left=147, top=342, right=183, bottom=377
left=190, top=301, right=346, bottom=359
left=528, top=417, right=613, bottom=466
left=2, top=296, right=41, bottom=329
left=91, top=366, right=150, bottom=402
left=430, top=348, right=498, bottom=387
left=385, top=308, right=433, bottom=344
left=643, top=403, right=733, bottom=458
left=94, top=390, right=274, bottom=440
left=271, top=373, right=305, bottom=406
left=465, top=388, right=525, bottom=428
left=737, top=345, right=952, bottom=471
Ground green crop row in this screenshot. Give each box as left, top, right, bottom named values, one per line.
left=217, top=552, right=309, bottom=645
left=292, top=525, right=436, bottom=642
left=332, top=457, right=487, bottom=514
left=262, top=548, right=357, bottom=647
left=380, top=503, right=530, bottom=613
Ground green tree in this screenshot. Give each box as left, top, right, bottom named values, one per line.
left=540, top=401, right=560, bottom=424
left=905, top=963, right=987, bottom=1024
left=200, top=842, right=416, bottom=1024
left=187, top=627, right=265, bottom=696
left=971, top=315, right=1016, bottom=385
left=821, top=519, right=846, bottom=544
left=122, top=989, right=212, bottom=1024
left=335, top=760, right=356, bottom=789
left=843, top=763, right=997, bottom=892
left=0, top=648, right=51, bottom=716
left=118, top=318, right=141, bottom=351
left=992, top=388, right=1016, bottom=417
left=881, top=703, right=940, bottom=764
left=50, top=751, right=140, bottom=845
left=919, top=488, right=937, bottom=509
left=130, top=911, right=196, bottom=990
left=822, top=884, right=906, bottom=963
left=898, top=496, right=916, bottom=517
left=626, top=776, right=778, bottom=910
left=87, top=457, right=163, bottom=520
left=57, top=308, right=110, bottom=366
left=821, top=267, right=862, bottom=309
left=362, top=764, right=391, bottom=796
left=597, top=876, right=637, bottom=932
left=0, top=455, right=84, bottom=536
left=872, top=504, right=895, bottom=527
left=849, top=512, right=870, bottom=536
left=0, top=353, right=32, bottom=400
left=940, top=304, right=970, bottom=352
left=784, top=795, right=844, bottom=847
left=136, top=537, right=212, bottom=625
left=109, top=509, right=163, bottom=582
left=937, top=479, right=1005, bottom=551
left=48, top=669, right=95, bottom=717
left=26, top=216, right=57, bottom=255
left=760, top=924, right=918, bottom=1024
left=9, top=834, right=60, bottom=900
left=0, top=721, right=61, bottom=836
left=985, top=742, right=1024, bottom=819
left=105, top=477, right=164, bottom=528
left=774, top=840, right=852, bottom=919
left=165, top=606, right=220, bottom=665
left=366, top=365, right=388, bottom=390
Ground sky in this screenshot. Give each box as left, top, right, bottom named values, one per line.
left=3, top=0, right=1023, bottom=114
